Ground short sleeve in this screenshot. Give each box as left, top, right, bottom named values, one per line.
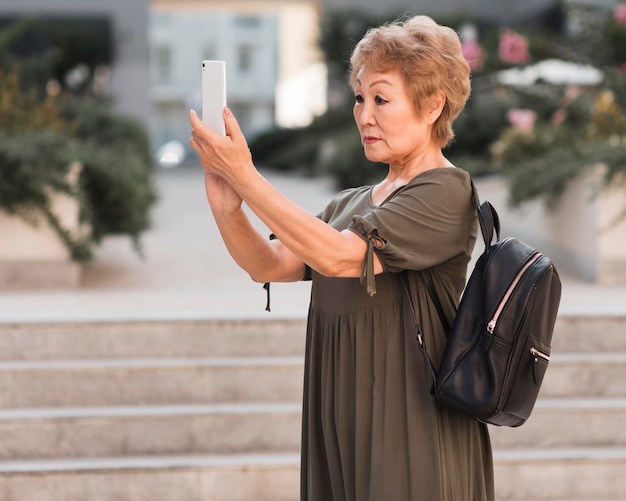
left=349, top=168, right=475, bottom=295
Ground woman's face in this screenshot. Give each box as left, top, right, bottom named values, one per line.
left=352, top=67, right=433, bottom=166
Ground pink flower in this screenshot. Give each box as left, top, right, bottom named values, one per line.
left=551, top=108, right=567, bottom=125
left=615, top=3, right=626, bottom=26
left=564, top=85, right=581, bottom=103
left=499, top=29, right=530, bottom=65
left=507, top=109, right=536, bottom=133
left=462, top=40, right=486, bottom=72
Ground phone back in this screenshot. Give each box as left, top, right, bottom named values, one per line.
left=202, top=60, right=227, bottom=135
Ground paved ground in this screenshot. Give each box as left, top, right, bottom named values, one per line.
left=1, top=166, right=625, bottom=322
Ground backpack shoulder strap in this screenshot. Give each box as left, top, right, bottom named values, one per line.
left=418, top=270, right=450, bottom=333
left=401, top=271, right=437, bottom=390
left=472, top=180, right=501, bottom=249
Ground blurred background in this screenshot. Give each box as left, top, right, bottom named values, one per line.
left=1, top=0, right=625, bottom=295
left=1, top=0, right=625, bottom=292
left=1, top=2, right=626, bottom=499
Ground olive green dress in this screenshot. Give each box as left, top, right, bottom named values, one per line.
left=299, top=168, right=494, bottom=501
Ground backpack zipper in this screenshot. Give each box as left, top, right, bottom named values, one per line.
left=486, top=252, right=543, bottom=334
left=530, top=346, right=550, bottom=362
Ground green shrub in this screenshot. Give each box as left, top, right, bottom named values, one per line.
left=491, top=11, right=626, bottom=210
left=492, top=88, right=626, bottom=211
left=0, top=66, right=156, bottom=261
left=0, top=68, right=67, bottom=133
left=0, top=129, right=92, bottom=260
left=63, top=99, right=157, bottom=252
left=250, top=127, right=316, bottom=172
left=78, top=138, right=156, bottom=250
left=445, top=83, right=511, bottom=163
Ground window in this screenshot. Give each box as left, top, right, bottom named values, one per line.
left=235, top=15, right=261, bottom=28
left=156, top=45, right=171, bottom=84
left=238, top=44, right=254, bottom=74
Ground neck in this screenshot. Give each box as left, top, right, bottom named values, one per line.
left=370, top=150, right=451, bottom=206
left=386, top=150, right=451, bottom=184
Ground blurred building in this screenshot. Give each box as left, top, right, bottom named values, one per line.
left=0, top=0, right=151, bottom=129
left=320, top=0, right=558, bottom=22
left=149, top=0, right=557, bottom=160
left=150, top=0, right=323, bottom=154
left=0, top=0, right=558, bottom=161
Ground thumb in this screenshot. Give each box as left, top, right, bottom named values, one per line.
left=223, top=107, right=245, bottom=142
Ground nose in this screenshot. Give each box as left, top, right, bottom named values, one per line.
left=355, top=101, right=375, bottom=128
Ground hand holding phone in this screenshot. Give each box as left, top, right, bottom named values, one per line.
left=202, top=60, right=227, bottom=136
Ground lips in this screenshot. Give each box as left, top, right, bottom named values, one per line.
left=363, top=136, right=380, bottom=145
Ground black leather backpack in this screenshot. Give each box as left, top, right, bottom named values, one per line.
left=404, top=183, right=562, bottom=427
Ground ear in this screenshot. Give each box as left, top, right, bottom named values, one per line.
left=426, top=91, right=446, bottom=124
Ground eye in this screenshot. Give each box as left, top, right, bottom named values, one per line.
left=375, top=95, right=388, bottom=105
left=354, top=94, right=364, bottom=104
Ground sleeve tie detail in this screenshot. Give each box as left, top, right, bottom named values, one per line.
left=360, top=233, right=385, bottom=297
left=263, top=282, right=271, bottom=312
left=263, top=233, right=278, bottom=312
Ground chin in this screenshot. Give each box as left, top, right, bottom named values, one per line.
left=365, top=156, right=389, bottom=165
left=363, top=150, right=387, bottom=164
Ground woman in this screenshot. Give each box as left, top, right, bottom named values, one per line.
left=189, top=15, right=494, bottom=501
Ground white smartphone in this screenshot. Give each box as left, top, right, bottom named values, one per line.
left=201, top=60, right=227, bottom=136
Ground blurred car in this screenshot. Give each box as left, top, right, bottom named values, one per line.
left=156, top=140, right=186, bottom=168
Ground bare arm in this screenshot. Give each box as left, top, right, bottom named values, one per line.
left=203, top=172, right=305, bottom=283
left=189, top=108, right=383, bottom=282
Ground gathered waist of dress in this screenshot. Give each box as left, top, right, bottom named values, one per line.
left=310, top=270, right=404, bottom=315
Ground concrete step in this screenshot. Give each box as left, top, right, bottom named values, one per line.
left=1, top=352, right=624, bottom=409
left=0, top=454, right=301, bottom=501
left=0, top=315, right=624, bottom=501
left=551, top=315, right=626, bottom=354
left=493, top=448, right=626, bottom=500
left=1, top=399, right=624, bottom=461
left=0, top=450, right=625, bottom=500
left=551, top=314, right=626, bottom=353
left=0, top=357, right=304, bottom=409
left=541, top=353, right=626, bottom=398
left=0, top=403, right=301, bottom=460
left=489, top=398, right=626, bottom=449
left=0, top=314, right=623, bottom=362
left=0, top=318, right=307, bottom=361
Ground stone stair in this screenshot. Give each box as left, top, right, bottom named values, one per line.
left=0, top=315, right=624, bottom=500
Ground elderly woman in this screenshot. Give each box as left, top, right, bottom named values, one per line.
left=190, top=14, right=494, bottom=501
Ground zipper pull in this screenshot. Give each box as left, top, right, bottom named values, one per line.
left=530, top=347, right=550, bottom=362
left=487, top=319, right=496, bottom=334
left=530, top=346, right=550, bottom=386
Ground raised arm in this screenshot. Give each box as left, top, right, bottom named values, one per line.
left=189, top=108, right=383, bottom=282
left=202, top=170, right=305, bottom=283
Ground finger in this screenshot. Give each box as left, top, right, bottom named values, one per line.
left=223, top=107, right=245, bottom=143
left=189, top=136, right=201, bottom=155
left=189, top=109, right=219, bottom=140
left=189, top=109, right=204, bottom=130
left=188, top=131, right=204, bottom=153
left=189, top=134, right=212, bottom=161
left=190, top=124, right=215, bottom=153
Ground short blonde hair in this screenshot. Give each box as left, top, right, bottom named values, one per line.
left=349, top=15, right=471, bottom=148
